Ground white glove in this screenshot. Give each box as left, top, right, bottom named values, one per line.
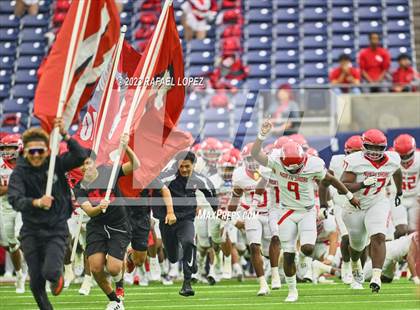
left=363, top=176, right=377, bottom=187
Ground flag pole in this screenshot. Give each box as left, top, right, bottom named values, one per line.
left=93, top=25, right=127, bottom=154
left=102, top=0, right=173, bottom=210
left=45, top=0, right=89, bottom=196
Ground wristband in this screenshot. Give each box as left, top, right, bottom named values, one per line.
left=345, top=191, right=354, bottom=200
left=326, top=255, right=335, bottom=262
left=257, top=133, right=268, bottom=141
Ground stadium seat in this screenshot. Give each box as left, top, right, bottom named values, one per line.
left=234, top=105, right=258, bottom=122
left=273, top=8, right=299, bottom=22
left=358, top=6, right=382, bottom=20
left=274, top=63, right=299, bottom=77
left=358, top=20, right=382, bottom=34
left=0, top=69, right=11, bottom=84
left=204, top=108, right=230, bottom=122
left=178, top=121, right=200, bottom=136
left=275, top=36, right=299, bottom=50
left=248, top=64, right=270, bottom=78
left=387, top=33, right=411, bottom=47
left=0, top=42, right=16, bottom=56
left=302, top=35, right=327, bottom=48
left=274, top=49, right=299, bottom=63
left=184, top=93, right=203, bottom=109
left=20, top=28, right=46, bottom=42
left=244, top=78, right=271, bottom=90
left=303, top=62, right=328, bottom=77
left=15, top=69, right=38, bottom=84
left=19, top=42, right=45, bottom=56
left=303, top=22, right=327, bottom=35
left=302, top=7, right=327, bottom=21
left=2, top=98, right=29, bottom=113
left=331, top=0, right=353, bottom=5
left=0, top=15, right=20, bottom=28
left=245, top=50, right=271, bottom=64
left=11, top=84, right=36, bottom=99
left=188, top=65, right=212, bottom=77
left=389, top=46, right=411, bottom=59
left=180, top=107, right=201, bottom=122
left=386, top=20, right=410, bottom=33
left=29, top=116, right=41, bottom=127
left=246, top=37, right=271, bottom=51
left=236, top=121, right=258, bottom=136
left=189, top=51, right=214, bottom=65
left=247, top=9, right=272, bottom=23
left=245, top=24, right=272, bottom=37
left=203, top=121, right=230, bottom=139
left=21, top=14, right=50, bottom=28
left=302, top=49, right=327, bottom=62
left=385, top=5, right=409, bottom=19
left=0, top=2, right=14, bottom=14
left=0, top=28, right=18, bottom=42
left=248, top=0, right=272, bottom=9
left=120, top=11, right=131, bottom=25
left=16, top=56, right=42, bottom=69
left=331, top=6, right=353, bottom=20
left=331, top=48, right=355, bottom=61
left=0, top=56, right=15, bottom=70
left=273, top=0, right=299, bottom=8
left=331, top=34, right=354, bottom=48
left=273, top=77, right=299, bottom=87
left=274, top=22, right=299, bottom=36
left=190, top=39, right=215, bottom=52
left=331, top=21, right=354, bottom=33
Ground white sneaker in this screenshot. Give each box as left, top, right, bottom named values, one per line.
left=351, top=268, right=364, bottom=290
left=342, top=271, right=353, bottom=285
left=369, top=278, right=381, bottom=293
left=78, top=276, right=92, bottom=296
left=161, top=274, right=173, bottom=286
left=271, top=278, right=281, bottom=290
left=149, top=258, right=161, bottom=281
left=64, top=265, right=75, bottom=288
left=105, top=300, right=124, bottom=310
left=15, top=272, right=25, bottom=294
left=138, top=267, right=149, bottom=287
left=168, top=263, right=179, bottom=279
left=285, top=289, right=298, bottom=302
left=350, top=280, right=364, bottom=290
left=257, top=285, right=270, bottom=296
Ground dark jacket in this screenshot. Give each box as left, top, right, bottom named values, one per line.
left=8, top=138, right=87, bottom=234
left=160, top=170, right=218, bottom=221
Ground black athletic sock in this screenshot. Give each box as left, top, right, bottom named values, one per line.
left=116, top=278, right=124, bottom=289
left=107, top=291, right=120, bottom=302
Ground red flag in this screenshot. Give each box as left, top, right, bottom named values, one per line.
left=33, top=0, right=120, bottom=132
left=118, top=6, right=193, bottom=196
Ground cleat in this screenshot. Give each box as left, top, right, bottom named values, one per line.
left=257, top=285, right=270, bottom=296
left=350, top=265, right=364, bottom=290
left=179, top=280, right=195, bottom=297
left=207, top=275, right=216, bottom=286
left=50, top=275, right=64, bottom=296
left=161, top=274, right=173, bottom=286
left=115, top=287, right=125, bottom=300
left=15, top=272, right=25, bottom=294
left=105, top=300, right=124, bottom=310
left=350, top=280, right=364, bottom=290
left=285, top=289, right=298, bottom=302
left=370, top=280, right=381, bottom=293
left=78, top=276, right=92, bottom=296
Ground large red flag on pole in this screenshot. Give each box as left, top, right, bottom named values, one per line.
left=33, top=0, right=120, bottom=133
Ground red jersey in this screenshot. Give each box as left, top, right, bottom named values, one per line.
left=392, top=66, right=416, bottom=86
left=329, top=66, right=361, bottom=84
left=358, top=47, right=391, bottom=81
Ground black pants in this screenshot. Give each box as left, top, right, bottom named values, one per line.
left=160, top=219, right=197, bottom=281
left=20, top=228, right=68, bottom=310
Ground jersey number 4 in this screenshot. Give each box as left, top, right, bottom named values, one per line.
left=287, top=181, right=300, bottom=200
left=363, top=177, right=386, bottom=195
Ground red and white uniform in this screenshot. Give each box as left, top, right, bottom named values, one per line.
left=232, top=165, right=271, bottom=255
left=391, top=152, right=420, bottom=230
left=0, top=158, right=22, bottom=248
left=329, top=154, right=349, bottom=237
left=342, top=151, right=400, bottom=251
left=181, top=0, right=217, bottom=32
left=266, top=153, right=327, bottom=253
left=313, top=216, right=337, bottom=261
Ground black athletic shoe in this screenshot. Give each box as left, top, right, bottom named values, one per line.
left=207, top=275, right=216, bottom=286
left=179, top=280, right=195, bottom=297
left=50, top=275, right=64, bottom=296
left=370, top=282, right=380, bottom=293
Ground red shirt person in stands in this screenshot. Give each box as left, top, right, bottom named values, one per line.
left=329, top=54, right=361, bottom=94
left=358, top=32, right=391, bottom=91
left=392, top=53, right=418, bottom=92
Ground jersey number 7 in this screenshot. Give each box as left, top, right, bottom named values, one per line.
left=363, top=177, right=386, bottom=196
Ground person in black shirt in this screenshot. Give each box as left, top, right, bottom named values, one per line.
left=125, top=178, right=176, bottom=279
left=8, top=118, right=87, bottom=310
left=159, top=151, right=218, bottom=297
left=73, top=134, right=139, bottom=310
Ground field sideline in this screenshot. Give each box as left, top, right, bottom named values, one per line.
left=0, top=279, right=419, bottom=310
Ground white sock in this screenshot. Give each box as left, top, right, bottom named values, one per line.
left=351, top=259, right=362, bottom=272
left=372, top=268, right=382, bottom=282
left=258, top=275, right=268, bottom=288
left=285, top=275, right=297, bottom=291
left=271, top=267, right=280, bottom=280
left=16, top=269, right=23, bottom=277
left=149, top=256, right=158, bottom=265
left=233, top=263, right=242, bottom=273
left=342, top=261, right=351, bottom=271
left=313, top=260, right=332, bottom=274
left=224, top=255, right=231, bottom=265
left=112, top=271, right=123, bottom=283
left=209, top=263, right=215, bottom=275
left=64, top=264, right=72, bottom=273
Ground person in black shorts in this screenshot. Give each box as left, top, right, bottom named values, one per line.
left=73, top=134, right=139, bottom=310
left=125, top=178, right=177, bottom=277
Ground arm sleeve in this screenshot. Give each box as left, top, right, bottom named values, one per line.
left=59, top=138, right=88, bottom=172
left=7, top=170, right=34, bottom=212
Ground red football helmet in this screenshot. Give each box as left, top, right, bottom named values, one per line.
left=200, top=138, right=223, bottom=165
left=344, top=135, right=363, bottom=155
left=221, top=141, right=234, bottom=152
left=362, top=129, right=387, bottom=161
left=273, top=136, right=291, bottom=150
left=241, top=143, right=259, bottom=172
left=0, top=134, right=22, bottom=161
left=306, top=147, right=319, bottom=157
left=280, top=141, right=307, bottom=173
left=217, top=150, right=239, bottom=181
left=393, top=134, right=416, bottom=168
left=289, top=134, right=309, bottom=150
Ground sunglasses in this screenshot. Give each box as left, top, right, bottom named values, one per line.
left=26, top=148, right=47, bottom=155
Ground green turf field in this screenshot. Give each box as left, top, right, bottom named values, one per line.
left=1, top=279, right=419, bottom=310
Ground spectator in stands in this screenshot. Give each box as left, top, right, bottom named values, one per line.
left=358, top=32, right=391, bottom=92
left=181, top=0, right=217, bottom=41
left=392, top=54, right=418, bottom=92
left=329, top=54, right=361, bottom=94
left=267, top=84, right=301, bottom=136
left=205, top=53, right=249, bottom=91
left=14, top=0, right=38, bottom=17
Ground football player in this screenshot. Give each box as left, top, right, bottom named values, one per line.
left=0, top=134, right=26, bottom=293
left=392, top=134, right=419, bottom=237
left=341, top=129, right=403, bottom=292
left=252, top=120, right=359, bottom=302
